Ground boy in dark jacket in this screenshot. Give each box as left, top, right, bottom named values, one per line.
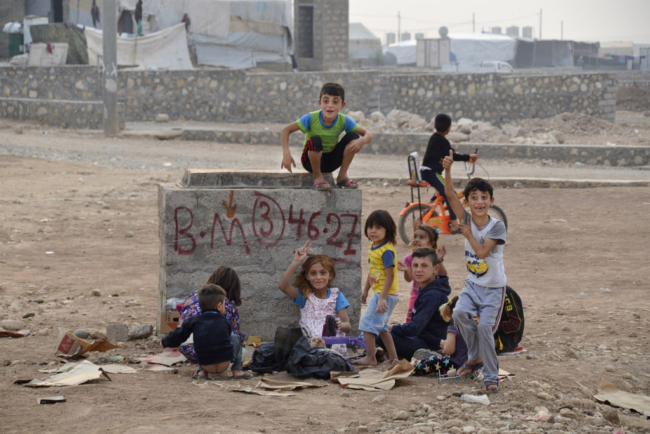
left=377, top=248, right=451, bottom=360
left=162, top=284, right=242, bottom=380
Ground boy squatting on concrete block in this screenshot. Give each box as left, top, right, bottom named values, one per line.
left=280, top=82, right=373, bottom=191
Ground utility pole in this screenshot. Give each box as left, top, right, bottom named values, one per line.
left=472, top=13, right=475, bottom=33
left=103, top=0, right=119, bottom=136
left=539, top=8, right=542, bottom=40
left=561, top=20, right=563, bottom=40
left=397, top=11, right=401, bottom=42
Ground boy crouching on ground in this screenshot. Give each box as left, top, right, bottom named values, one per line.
left=162, top=284, right=244, bottom=380
left=280, top=82, right=373, bottom=191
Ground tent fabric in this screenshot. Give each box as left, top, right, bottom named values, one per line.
left=349, top=23, right=379, bottom=42
left=449, top=33, right=517, bottom=64
left=29, top=23, right=89, bottom=64
left=194, top=40, right=289, bottom=68
left=193, top=31, right=287, bottom=54
left=386, top=34, right=517, bottom=66
left=385, top=40, right=417, bottom=65
left=85, top=23, right=193, bottom=70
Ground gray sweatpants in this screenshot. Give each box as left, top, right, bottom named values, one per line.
left=452, top=280, right=505, bottom=384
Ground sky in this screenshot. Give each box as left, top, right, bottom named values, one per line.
left=349, top=0, right=650, bottom=45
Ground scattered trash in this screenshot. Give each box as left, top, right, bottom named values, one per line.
left=604, top=288, right=611, bottom=293
left=163, top=162, right=172, bottom=167
left=231, top=386, right=295, bottom=397
left=106, top=323, right=129, bottom=343
left=372, top=395, right=385, bottom=404
left=578, top=292, right=584, bottom=296
left=461, top=394, right=490, bottom=405
left=37, top=396, right=66, bottom=405
left=594, top=378, right=650, bottom=416
left=55, top=330, right=119, bottom=358
left=256, top=378, right=325, bottom=392
left=331, top=359, right=414, bottom=391
left=91, top=289, right=102, bottom=297
left=100, top=356, right=127, bottom=364
left=524, top=410, right=552, bottom=422
left=246, top=336, right=262, bottom=347
left=137, top=349, right=187, bottom=366
left=513, top=182, right=520, bottom=188
left=45, top=251, right=54, bottom=255
left=0, top=328, right=30, bottom=338
left=23, top=313, right=35, bottom=319
left=125, top=232, right=134, bottom=238
left=24, top=361, right=110, bottom=387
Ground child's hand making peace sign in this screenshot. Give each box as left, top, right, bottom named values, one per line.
left=293, top=240, right=312, bottom=264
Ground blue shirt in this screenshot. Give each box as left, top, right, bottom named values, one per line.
left=293, top=287, right=350, bottom=311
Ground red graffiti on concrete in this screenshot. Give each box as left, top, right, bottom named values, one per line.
left=173, top=192, right=360, bottom=257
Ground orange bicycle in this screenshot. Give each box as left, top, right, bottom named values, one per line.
left=398, top=151, right=508, bottom=244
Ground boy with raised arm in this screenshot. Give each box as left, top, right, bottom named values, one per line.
left=441, top=150, right=507, bottom=394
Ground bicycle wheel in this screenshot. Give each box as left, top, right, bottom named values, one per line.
left=398, top=204, right=431, bottom=245
left=489, top=205, right=508, bottom=230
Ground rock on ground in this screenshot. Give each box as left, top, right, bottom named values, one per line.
left=106, top=323, right=129, bottom=342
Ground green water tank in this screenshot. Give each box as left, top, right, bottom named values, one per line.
left=8, top=33, right=24, bottom=58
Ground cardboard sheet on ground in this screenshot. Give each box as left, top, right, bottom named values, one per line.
left=55, top=330, right=119, bottom=358
left=100, top=365, right=138, bottom=374
left=137, top=348, right=186, bottom=366
left=256, top=378, right=326, bottom=391
left=595, top=378, right=650, bottom=416
left=332, top=360, right=414, bottom=391
left=24, top=361, right=110, bottom=387
left=145, top=364, right=176, bottom=372
left=232, top=386, right=295, bottom=397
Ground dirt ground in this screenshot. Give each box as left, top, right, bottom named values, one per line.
left=1, top=133, right=650, bottom=433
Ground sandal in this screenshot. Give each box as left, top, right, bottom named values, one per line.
left=484, top=379, right=500, bottom=394
left=458, top=361, right=484, bottom=378
left=231, top=370, right=254, bottom=380
left=336, top=179, right=359, bottom=189
left=193, top=369, right=209, bottom=381
left=311, top=180, right=331, bottom=191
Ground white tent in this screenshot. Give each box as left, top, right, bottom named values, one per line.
left=349, top=23, right=381, bottom=60
left=385, top=40, right=417, bottom=66
left=69, top=0, right=293, bottom=69
left=386, top=33, right=517, bottom=66
left=449, top=33, right=517, bottom=64
left=85, top=23, right=193, bottom=70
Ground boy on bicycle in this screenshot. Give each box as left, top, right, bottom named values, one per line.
left=420, top=114, right=477, bottom=232
left=442, top=151, right=506, bottom=394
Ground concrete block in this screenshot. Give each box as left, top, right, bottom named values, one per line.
left=106, top=323, right=129, bottom=343
left=128, top=324, right=154, bottom=340
left=158, top=171, right=362, bottom=340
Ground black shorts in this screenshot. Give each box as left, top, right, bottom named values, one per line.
left=301, top=132, right=360, bottom=173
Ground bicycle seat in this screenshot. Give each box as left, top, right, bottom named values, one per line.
left=407, top=179, right=430, bottom=187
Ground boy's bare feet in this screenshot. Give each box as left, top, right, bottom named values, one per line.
left=353, top=355, right=377, bottom=366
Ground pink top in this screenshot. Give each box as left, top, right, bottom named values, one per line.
left=404, top=253, right=420, bottom=295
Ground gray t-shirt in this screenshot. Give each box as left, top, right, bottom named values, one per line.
left=464, top=211, right=506, bottom=288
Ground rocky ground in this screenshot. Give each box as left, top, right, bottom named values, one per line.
left=0, top=122, right=649, bottom=433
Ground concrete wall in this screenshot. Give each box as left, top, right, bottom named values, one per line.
left=158, top=171, right=362, bottom=340
left=0, top=66, right=617, bottom=126
left=0, top=0, right=26, bottom=59
left=295, top=0, right=349, bottom=71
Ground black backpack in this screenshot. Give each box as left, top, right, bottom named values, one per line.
left=494, top=286, right=525, bottom=353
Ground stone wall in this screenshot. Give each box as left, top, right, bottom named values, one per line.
left=0, top=98, right=108, bottom=129
left=158, top=171, right=362, bottom=340
left=617, top=70, right=650, bottom=88
left=0, top=66, right=617, bottom=126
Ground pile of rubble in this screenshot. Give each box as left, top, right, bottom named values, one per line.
left=347, top=110, right=635, bottom=145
